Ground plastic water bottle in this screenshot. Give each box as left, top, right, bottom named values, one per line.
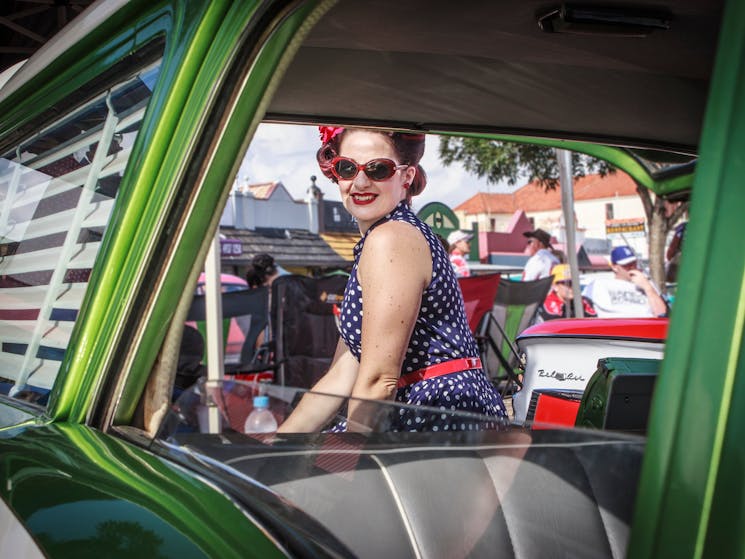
left=244, top=395, right=277, bottom=433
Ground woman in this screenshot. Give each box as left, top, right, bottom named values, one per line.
left=278, top=127, right=506, bottom=433
left=245, top=253, right=280, bottom=288
left=447, top=229, right=473, bottom=278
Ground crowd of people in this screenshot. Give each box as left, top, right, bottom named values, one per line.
left=244, top=212, right=672, bottom=340
left=229, top=233, right=668, bottom=390
left=442, top=222, right=670, bottom=322
left=516, top=240, right=668, bottom=321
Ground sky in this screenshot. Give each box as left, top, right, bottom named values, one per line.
left=237, top=123, right=519, bottom=211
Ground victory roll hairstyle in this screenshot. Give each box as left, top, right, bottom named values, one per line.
left=317, top=127, right=428, bottom=201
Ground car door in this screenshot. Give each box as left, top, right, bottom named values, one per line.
left=628, top=1, right=745, bottom=556
left=0, top=1, right=317, bottom=555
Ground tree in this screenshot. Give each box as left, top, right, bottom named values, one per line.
left=439, top=137, right=688, bottom=293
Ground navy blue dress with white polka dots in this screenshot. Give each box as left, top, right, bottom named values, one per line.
left=337, top=201, right=507, bottom=432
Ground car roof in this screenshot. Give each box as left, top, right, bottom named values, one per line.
left=268, top=0, right=723, bottom=155
left=0, top=0, right=127, bottom=105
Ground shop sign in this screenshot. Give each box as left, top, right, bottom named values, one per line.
left=606, top=219, right=646, bottom=238
left=221, top=238, right=242, bottom=256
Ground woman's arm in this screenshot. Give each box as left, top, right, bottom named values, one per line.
left=277, top=338, right=359, bottom=433
left=346, top=221, right=431, bottom=431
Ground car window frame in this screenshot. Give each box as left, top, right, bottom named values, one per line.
left=0, top=0, right=742, bottom=556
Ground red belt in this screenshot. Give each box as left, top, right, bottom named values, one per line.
left=397, top=357, right=482, bottom=388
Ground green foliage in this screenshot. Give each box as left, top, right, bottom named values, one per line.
left=37, top=520, right=168, bottom=559
left=438, top=137, right=616, bottom=190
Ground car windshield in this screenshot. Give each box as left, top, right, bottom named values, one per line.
left=147, top=379, right=646, bottom=559
left=136, top=109, right=666, bottom=555
left=122, top=1, right=714, bottom=553
left=158, top=378, right=513, bottom=438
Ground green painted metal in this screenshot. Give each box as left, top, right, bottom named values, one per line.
left=0, top=3, right=166, bottom=141
left=1, top=0, right=741, bottom=556
left=49, top=0, right=240, bottom=421
left=628, top=0, right=745, bottom=556
left=0, top=2, right=175, bottom=418
left=111, top=0, right=334, bottom=424
left=0, top=0, right=332, bottom=425
left=72, top=0, right=246, bottom=423
left=0, top=423, right=283, bottom=558
left=574, top=357, right=660, bottom=430
left=0, top=0, right=233, bottom=420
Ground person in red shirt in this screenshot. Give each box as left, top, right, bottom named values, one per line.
left=447, top=230, right=473, bottom=278
left=536, top=264, right=596, bottom=322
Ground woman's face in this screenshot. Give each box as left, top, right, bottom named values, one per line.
left=524, top=237, right=540, bottom=256
left=336, top=130, right=416, bottom=233
left=454, top=239, right=470, bottom=253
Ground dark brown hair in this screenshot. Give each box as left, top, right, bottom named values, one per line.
left=245, top=253, right=277, bottom=288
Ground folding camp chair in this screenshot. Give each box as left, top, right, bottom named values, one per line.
left=457, top=274, right=515, bottom=388
left=477, top=276, right=554, bottom=395
left=186, top=286, right=272, bottom=378
left=270, top=274, right=348, bottom=389
left=457, top=273, right=501, bottom=334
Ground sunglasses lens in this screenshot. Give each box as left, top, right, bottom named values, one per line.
left=365, top=159, right=395, bottom=181
left=332, top=158, right=400, bottom=181
left=334, top=158, right=359, bottom=179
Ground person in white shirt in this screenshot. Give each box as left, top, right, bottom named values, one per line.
left=582, top=245, right=668, bottom=318
left=522, top=228, right=560, bottom=280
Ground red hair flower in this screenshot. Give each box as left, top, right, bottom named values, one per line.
left=319, top=126, right=344, bottom=144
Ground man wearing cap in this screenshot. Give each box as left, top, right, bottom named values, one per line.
left=582, top=245, right=668, bottom=318
left=522, top=228, right=560, bottom=281
left=536, top=264, right=597, bottom=323
left=447, top=230, right=473, bottom=278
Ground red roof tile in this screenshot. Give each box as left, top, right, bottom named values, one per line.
left=246, top=182, right=279, bottom=200
left=454, top=191, right=518, bottom=214
left=454, top=172, right=638, bottom=215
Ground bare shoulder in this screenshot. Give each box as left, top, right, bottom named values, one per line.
left=359, top=220, right=431, bottom=286
left=364, top=220, right=427, bottom=252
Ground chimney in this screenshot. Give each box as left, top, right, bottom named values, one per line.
left=307, top=175, right=324, bottom=234
left=234, top=187, right=256, bottom=230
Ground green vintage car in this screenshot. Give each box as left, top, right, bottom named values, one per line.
left=0, top=1, right=740, bottom=557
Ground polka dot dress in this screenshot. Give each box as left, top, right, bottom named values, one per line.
left=336, top=202, right=507, bottom=432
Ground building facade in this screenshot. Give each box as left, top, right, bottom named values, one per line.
left=219, top=180, right=355, bottom=276
left=454, top=171, right=648, bottom=259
